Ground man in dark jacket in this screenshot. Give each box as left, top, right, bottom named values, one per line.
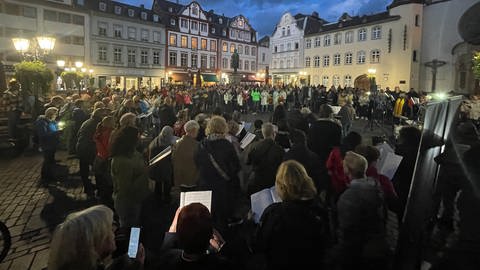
left=247, top=122, right=284, bottom=195
left=76, top=108, right=109, bottom=197
left=36, top=107, right=61, bottom=183
left=284, top=129, right=322, bottom=192
left=158, top=97, right=177, bottom=130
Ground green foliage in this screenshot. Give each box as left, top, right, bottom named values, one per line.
left=61, top=70, right=84, bottom=90
left=473, top=52, right=480, bottom=79
left=14, top=60, right=54, bottom=96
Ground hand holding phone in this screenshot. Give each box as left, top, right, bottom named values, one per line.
left=128, top=227, right=141, bottom=258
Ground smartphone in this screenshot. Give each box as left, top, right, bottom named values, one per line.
left=127, top=227, right=141, bottom=258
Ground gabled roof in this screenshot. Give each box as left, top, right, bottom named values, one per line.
left=258, top=35, right=270, bottom=47
left=85, top=0, right=160, bottom=23
left=388, top=0, right=425, bottom=9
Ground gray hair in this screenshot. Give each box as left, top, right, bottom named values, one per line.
left=184, top=120, right=200, bottom=134
left=262, top=122, right=275, bottom=139
left=158, top=125, right=176, bottom=145
left=119, top=112, right=136, bottom=127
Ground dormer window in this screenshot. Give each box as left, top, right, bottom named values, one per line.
left=128, top=9, right=134, bottom=17
left=222, top=29, right=226, bottom=36
left=141, top=12, right=147, bottom=20
left=77, top=0, right=85, bottom=6
left=99, top=2, right=106, bottom=11
left=153, top=14, right=159, bottom=22
left=168, top=7, right=173, bottom=13
left=192, top=6, right=199, bottom=16
left=211, top=28, right=215, bottom=34
left=219, top=18, right=223, bottom=24
left=114, top=6, right=121, bottom=14
left=170, top=18, right=176, bottom=26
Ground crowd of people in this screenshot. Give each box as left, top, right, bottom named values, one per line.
left=1, top=81, right=480, bottom=269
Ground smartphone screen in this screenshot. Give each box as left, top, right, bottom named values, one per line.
left=127, top=227, right=141, bottom=258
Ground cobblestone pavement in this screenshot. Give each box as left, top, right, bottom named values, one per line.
left=0, top=116, right=393, bottom=270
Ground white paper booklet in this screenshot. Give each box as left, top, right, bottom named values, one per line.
left=377, top=152, right=403, bottom=180
left=240, top=132, right=256, bottom=149
left=250, top=186, right=282, bottom=224
left=179, top=191, right=212, bottom=213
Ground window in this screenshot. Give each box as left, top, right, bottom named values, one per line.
left=244, top=61, right=249, bottom=70
left=168, top=7, right=173, bottom=12
left=282, top=27, right=285, bottom=36
left=169, top=34, right=177, bottom=46
left=372, top=26, right=381, bottom=40
left=22, top=6, right=36, bottom=18
left=141, top=12, right=147, bottom=20
left=305, top=57, right=311, bottom=67
left=77, top=0, right=85, bottom=5
left=191, top=21, right=198, bottom=31
left=279, top=60, right=284, bottom=68
left=334, top=54, right=341, bottom=65
left=170, top=19, right=175, bottom=26
left=99, top=2, right=107, bottom=11
left=169, top=52, right=177, bottom=66
left=58, top=12, right=71, bottom=23
left=72, top=15, right=84, bottom=25
left=413, top=50, right=418, bottom=62
left=324, top=35, right=331, bottom=46
left=333, top=75, right=340, bottom=87
left=219, top=18, right=223, bottom=24
left=128, top=27, right=136, bottom=40
left=357, top=51, right=366, bottom=64
left=114, top=47, right=122, bottom=63
left=153, top=51, right=161, bottom=65
left=287, top=43, right=291, bottom=51
left=180, top=53, right=188, bottom=67
left=127, top=49, right=136, bottom=64
left=181, top=19, right=188, bottom=28
left=200, top=23, right=207, bottom=32
left=141, top=30, right=149, bottom=42
left=98, top=22, right=107, bottom=36
left=141, top=50, right=148, bottom=64
left=323, top=55, right=330, bottom=67
left=98, top=45, right=107, bottom=61
left=114, top=25, right=122, bottom=38
left=314, top=56, right=320, bottom=67
left=334, top=33, right=341, bottom=45
left=222, top=42, right=227, bottom=52
left=245, top=46, right=250, bottom=55
left=72, top=36, right=84, bottom=45
left=314, top=37, right=321, bottom=47
left=415, top=15, right=420, bottom=27
left=153, top=31, right=160, bottom=43
left=201, top=39, right=207, bottom=50
left=222, top=29, right=226, bottom=36
left=345, top=52, right=353, bottom=64
left=358, top=28, right=367, bottom=41
left=153, top=14, right=159, bottom=22
left=236, top=45, right=242, bottom=54
left=251, top=61, right=256, bottom=71
left=345, top=31, right=353, bottom=43
left=322, top=76, right=329, bottom=86
left=191, top=54, right=198, bottom=67
left=287, top=26, right=291, bottom=35
left=210, top=40, right=217, bottom=52
left=273, top=61, right=277, bottom=69
left=191, top=37, right=198, bottom=49
left=306, top=39, right=311, bottom=49
left=191, top=6, right=198, bottom=16
left=43, top=10, right=55, bottom=21
left=230, top=29, right=236, bottom=38
left=115, top=6, right=122, bottom=15
left=223, top=58, right=228, bottom=69
left=230, top=44, right=235, bottom=53
left=287, top=60, right=291, bottom=68
left=344, top=75, right=352, bottom=87
left=200, top=55, right=207, bottom=68
left=274, top=46, right=277, bottom=53
left=262, top=53, right=266, bottom=62
left=210, top=56, right=216, bottom=69
left=211, top=28, right=215, bottom=34
left=252, top=47, right=256, bottom=56
left=128, top=9, right=134, bottom=17
left=295, top=42, right=299, bottom=50
left=371, top=49, right=380, bottom=63
left=181, top=36, right=188, bottom=48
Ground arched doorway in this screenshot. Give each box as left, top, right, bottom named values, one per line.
left=354, top=74, right=370, bottom=91
left=452, top=42, right=480, bottom=94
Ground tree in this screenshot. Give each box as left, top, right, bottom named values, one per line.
left=61, top=71, right=84, bottom=90
left=473, top=52, right=480, bottom=79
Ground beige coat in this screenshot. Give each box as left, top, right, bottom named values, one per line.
left=172, top=135, right=199, bottom=187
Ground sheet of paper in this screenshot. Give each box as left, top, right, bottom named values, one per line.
left=250, top=186, right=281, bottom=223
left=149, top=146, right=172, bottom=166
left=376, top=142, right=395, bottom=171
left=330, top=105, right=341, bottom=115
left=180, top=191, right=212, bottom=213
left=378, top=152, right=403, bottom=180
left=240, top=132, right=256, bottom=149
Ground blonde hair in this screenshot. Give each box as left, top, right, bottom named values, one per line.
left=93, top=101, right=106, bottom=111
left=227, top=120, right=239, bottom=136
left=275, top=160, right=317, bottom=201
left=48, top=205, right=114, bottom=270
left=205, top=116, right=227, bottom=135
left=343, top=151, right=368, bottom=179
left=101, top=116, right=115, bottom=129
left=45, top=107, right=59, bottom=120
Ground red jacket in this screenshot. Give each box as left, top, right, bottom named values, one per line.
left=326, top=147, right=349, bottom=194
left=94, top=127, right=113, bottom=160
left=366, top=165, right=398, bottom=199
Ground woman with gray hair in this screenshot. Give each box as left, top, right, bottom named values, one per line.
left=148, top=126, right=178, bottom=202
left=48, top=205, right=144, bottom=270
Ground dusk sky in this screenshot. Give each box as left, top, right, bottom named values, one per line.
left=119, top=0, right=393, bottom=37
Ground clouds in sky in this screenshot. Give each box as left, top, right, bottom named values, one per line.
left=119, top=0, right=393, bottom=36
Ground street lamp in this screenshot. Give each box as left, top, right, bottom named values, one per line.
left=367, top=68, right=377, bottom=92
left=11, top=38, right=30, bottom=53
left=56, top=60, right=65, bottom=68
left=75, top=61, right=84, bottom=68
left=12, top=36, right=56, bottom=60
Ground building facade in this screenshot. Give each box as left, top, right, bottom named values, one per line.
left=0, top=0, right=89, bottom=82
left=270, top=12, right=325, bottom=86
left=257, top=35, right=271, bottom=84
left=86, top=0, right=166, bottom=90
left=303, top=1, right=423, bottom=91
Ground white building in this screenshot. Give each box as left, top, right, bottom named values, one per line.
left=419, top=0, right=480, bottom=94
left=87, top=0, right=166, bottom=90
left=270, top=12, right=325, bottom=86
left=304, top=1, right=423, bottom=91
left=257, top=35, right=271, bottom=83
left=0, top=0, right=89, bottom=82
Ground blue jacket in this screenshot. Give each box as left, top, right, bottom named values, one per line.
left=35, top=116, right=59, bottom=151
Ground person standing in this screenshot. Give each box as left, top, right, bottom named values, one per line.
left=172, top=120, right=200, bottom=195
left=261, top=88, right=269, bottom=113
left=35, top=107, right=61, bottom=184
left=93, top=116, right=115, bottom=208
left=338, top=101, right=356, bottom=137
left=1, top=79, right=23, bottom=140
left=251, top=88, right=261, bottom=113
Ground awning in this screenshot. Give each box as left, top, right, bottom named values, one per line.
left=201, top=74, right=218, bottom=82
left=241, top=75, right=263, bottom=82
left=171, top=73, right=192, bottom=83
